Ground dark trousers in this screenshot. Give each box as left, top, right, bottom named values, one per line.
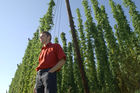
left=35, top=69, right=57, bottom=93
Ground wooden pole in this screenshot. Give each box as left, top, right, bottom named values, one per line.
left=65, top=0, right=89, bottom=93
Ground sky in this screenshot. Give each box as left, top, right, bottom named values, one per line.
left=0, top=0, right=139, bottom=93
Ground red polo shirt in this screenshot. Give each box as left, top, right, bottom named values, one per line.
left=36, top=42, right=66, bottom=71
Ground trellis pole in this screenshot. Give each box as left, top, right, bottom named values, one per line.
left=65, top=0, right=89, bottom=93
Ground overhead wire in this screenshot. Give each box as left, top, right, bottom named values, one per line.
left=57, top=0, right=63, bottom=41
left=52, top=0, right=59, bottom=41
left=52, top=0, right=63, bottom=43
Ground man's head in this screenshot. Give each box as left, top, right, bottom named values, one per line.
left=39, top=31, right=52, bottom=44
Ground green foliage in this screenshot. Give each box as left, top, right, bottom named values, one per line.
left=110, top=0, right=140, bottom=92
left=135, top=89, right=140, bottom=93
left=9, top=30, right=41, bottom=93
left=90, top=0, right=121, bottom=92
left=67, top=42, right=77, bottom=93
left=123, top=0, right=140, bottom=40
left=72, top=42, right=84, bottom=93
left=76, top=8, right=87, bottom=61
left=60, top=32, right=69, bottom=93
left=55, top=37, right=58, bottom=43
left=82, top=0, right=99, bottom=92
left=40, top=0, right=55, bottom=32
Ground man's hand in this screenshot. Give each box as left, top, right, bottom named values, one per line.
left=34, top=88, right=36, bottom=93
left=48, top=70, right=54, bottom=73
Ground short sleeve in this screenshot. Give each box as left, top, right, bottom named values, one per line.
left=56, top=44, right=66, bottom=61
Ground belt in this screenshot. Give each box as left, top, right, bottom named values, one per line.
left=38, top=68, right=51, bottom=73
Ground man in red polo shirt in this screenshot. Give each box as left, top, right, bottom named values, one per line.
left=34, top=31, right=66, bottom=93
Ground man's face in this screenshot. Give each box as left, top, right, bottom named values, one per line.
left=39, top=33, right=48, bottom=44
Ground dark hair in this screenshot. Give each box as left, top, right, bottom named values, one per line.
left=41, top=31, right=52, bottom=41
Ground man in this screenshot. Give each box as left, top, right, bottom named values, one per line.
left=34, top=31, right=66, bottom=93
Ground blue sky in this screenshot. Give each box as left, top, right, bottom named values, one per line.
left=0, top=0, right=139, bottom=93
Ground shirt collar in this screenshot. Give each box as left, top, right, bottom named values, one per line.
left=42, top=42, right=52, bottom=49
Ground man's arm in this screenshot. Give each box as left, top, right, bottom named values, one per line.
left=48, top=58, right=66, bottom=73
